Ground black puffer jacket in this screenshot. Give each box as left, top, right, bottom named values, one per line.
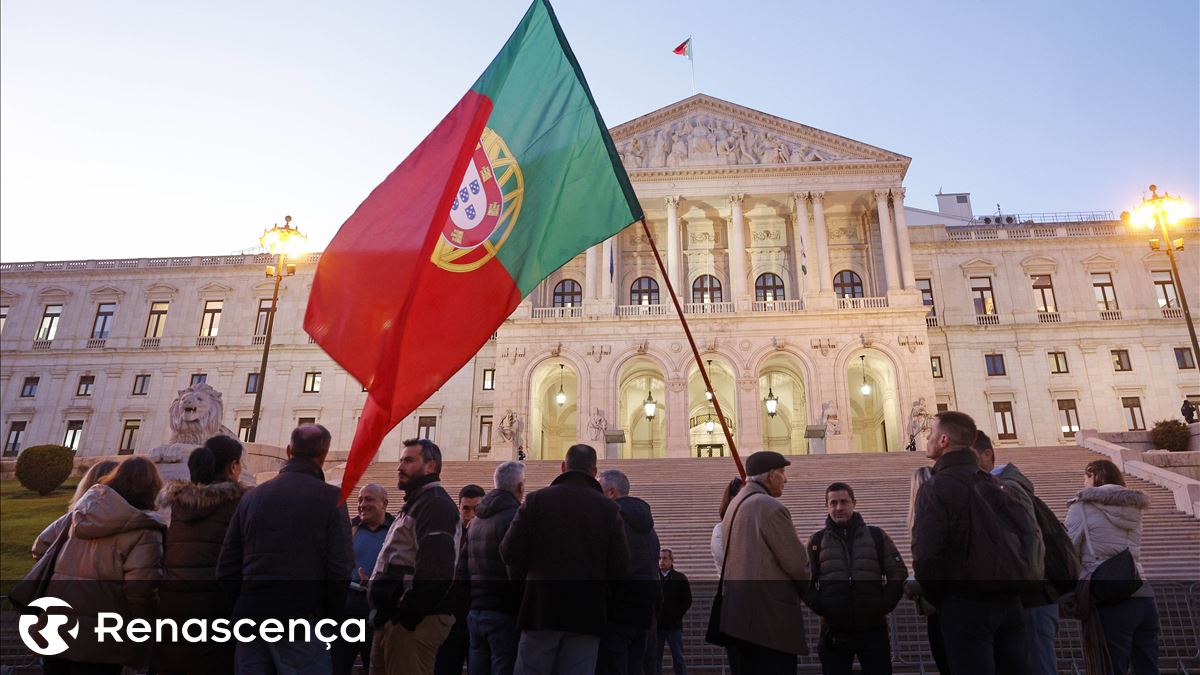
left=461, top=488, right=522, bottom=613
left=608, top=495, right=663, bottom=629
left=804, top=512, right=907, bottom=632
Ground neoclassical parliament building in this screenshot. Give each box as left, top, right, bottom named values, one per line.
left=2, top=95, right=1197, bottom=463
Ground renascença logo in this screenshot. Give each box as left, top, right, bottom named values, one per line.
left=18, top=597, right=79, bottom=656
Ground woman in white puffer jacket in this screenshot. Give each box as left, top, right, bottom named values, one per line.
left=1065, top=459, right=1159, bottom=675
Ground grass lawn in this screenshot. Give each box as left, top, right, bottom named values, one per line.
left=0, top=478, right=77, bottom=595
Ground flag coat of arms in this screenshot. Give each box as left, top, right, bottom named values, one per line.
left=305, top=0, right=643, bottom=499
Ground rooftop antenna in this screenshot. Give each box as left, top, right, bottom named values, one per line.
left=996, top=203, right=1003, bottom=216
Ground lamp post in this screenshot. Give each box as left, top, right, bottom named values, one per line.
left=248, top=216, right=307, bottom=443
left=1130, top=185, right=1200, bottom=366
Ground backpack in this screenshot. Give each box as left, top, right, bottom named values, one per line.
left=960, top=470, right=1045, bottom=595
left=1030, top=494, right=1081, bottom=596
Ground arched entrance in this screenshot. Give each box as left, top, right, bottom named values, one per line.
left=617, top=360, right=666, bottom=458
left=529, top=360, right=578, bottom=460
left=758, top=356, right=808, bottom=454
left=687, top=356, right=736, bottom=458
left=848, top=351, right=900, bottom=452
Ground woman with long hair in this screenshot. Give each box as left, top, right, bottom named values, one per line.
left=153, top=434, right=249, bottom=675
left=43, top=456, right=166, bottom=675
left=31, top=460, right=119, bottom=560
left=709, top=476, right=744, bottom=574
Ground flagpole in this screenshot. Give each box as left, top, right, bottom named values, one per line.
left=689, top=42, right=696, bottom=95
left=637, top=218, right=746, bottom=479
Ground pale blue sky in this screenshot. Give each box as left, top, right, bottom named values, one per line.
left=2, top=0, right=1196, bottom=261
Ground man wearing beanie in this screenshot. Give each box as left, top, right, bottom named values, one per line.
left=715, top=451, right=811, bottom=674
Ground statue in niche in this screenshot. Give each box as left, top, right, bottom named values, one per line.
left=499, top=409, right=521, bottom=443
left=821, top=400, right=841, bottom=435
left=587, top=408, right=609, bottom=441
left=650, top=129, right=670, bottom=167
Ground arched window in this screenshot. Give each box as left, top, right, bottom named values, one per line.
left=754, top=273, right=786, bottom=302
left=691, top=275, right=723, bottom=303
left=552, top=279, right=582, bottom=307
left=630, top=277, right=660, bottom=305
left=833, top=270, right=864, bottom=298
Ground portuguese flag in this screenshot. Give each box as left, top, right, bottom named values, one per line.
left=305, top=0, right=643, bottom=500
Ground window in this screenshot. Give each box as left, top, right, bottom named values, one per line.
left=303, top=371, right=322, bottom=393
left=551, top=280, right=582, bottom=308
left=119, top=420, right=140, bottom=454
left=5, top=421, right=27, bottom=455
left=691, top=275, right=723, bottom=303
left=1048, top=351, right=1069, bottom=374
left=630, top=277, right=660, bottom=305
left=755, top=273, right=786, bottom=302
left=1057, top=399, right=1080, bottom=438
left=1176, top=347, right=1196, bottom=370
left=1031, top=275, right=1057, bottom=313
left=199, top=300, right=223, bottom=337
left=298, top=416, right=317, bottom=426
left=76, top=375, right=95, bottom=396
left=237, top=418, right=253, bottom=442
left=145, top=301, right=169, bottom=338
left=1091, top=273, right=1118, bottom=311
left=1111, top=350, right=1132, bottom=372
left=246, top=372, right=261, bottom=394
left=936, top=402, right=949, bottom=413
left=930, top=356, right=943, bottom=378
left=0, top=305, right=8, bottom=334
left=190, top=373, right=207, bottom=386
left=916, top=278, right=935, bottom=315
left=91, top=303, right=116, bottom=339
left=993, top=402, right=1017, bottom=440
left=418, top=416, right=437, bottom=442
left=131, top=374, right=151, bottom=396
left=63, top=420, right=84, bottom=451
left=255, top=299, right=274, bottom=336
left=1152, top=270, right=1178, bottom=308
left=971, top=277, right=996, bottom=315
left=479, top=415, right=493, bottom=453
left=1121, top=397, right=1145, bottom=431
left=20, top=376, right=39, bottom=398
left=833, top=270, right=864, bottom=299
left=37, top=304, right=63, bottom=340
left=482, top=368, right=496, bottom=391
left=985, top=353, right=1007, bottom=376
left=956, top=195, right=969, bottom=204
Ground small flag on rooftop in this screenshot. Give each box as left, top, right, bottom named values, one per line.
left=672, top=37, right=692, bottom=59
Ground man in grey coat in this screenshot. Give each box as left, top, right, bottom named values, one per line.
left=717, top=451, right=811, bottom=674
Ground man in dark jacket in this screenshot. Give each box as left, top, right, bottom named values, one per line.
left=805, top=482, right=906, bottom=675
left=218, top=423, right=353, bottom=675
left=500, top=444, right=630, bottom=675
left=655, top=548, right=692, bottom=675
left=369, top=438, right=460, bottom=675
left=332, top=484, right=395, bottom=675
left=597, top=468, right=662, bottom=675
left=458, top=461, right=525, bottom=675
left=912, top=410, right=1029, bottom=675
left=435, top=483, right=485, bottom=675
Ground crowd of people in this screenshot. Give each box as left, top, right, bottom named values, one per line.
left=24, top=410, right=1160, bottom=675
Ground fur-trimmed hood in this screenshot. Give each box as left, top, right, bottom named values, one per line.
left=157, top=480, right=248, bottom=522
left=1073, top=484, right=1150, bottom=509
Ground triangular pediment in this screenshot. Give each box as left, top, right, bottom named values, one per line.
left=1082, top=254, right=1118, bottom=271
left=959, top=257, right=996, bottom=276
left=610, top=94, right=909, bottom=172
left=197, top=282, right=234, bottom=296
left=1019, top=255, right=1058, bottom=274
left=89, top=285, right=126, bottom=300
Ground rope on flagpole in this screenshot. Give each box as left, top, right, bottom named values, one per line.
left=637, top=217, right=745, bottom=479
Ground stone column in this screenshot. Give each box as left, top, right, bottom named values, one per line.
left=665, top=379, right=689, bottom=458
left=811, top=191, right=833, bottom=293
left=792, top=193, right=813, bottom=299
left=665, top=196, right=682, bottom=295
left=891, top=188, right=917, bottom=290
left=728, top=194, right=748, bottom=303
left=584, top=244, right=599, bottom=301
left=874, top=189, right=900, bottom=292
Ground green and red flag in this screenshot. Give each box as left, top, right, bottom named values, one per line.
left=305, top=0, right=643, bottom=500
left=672, top=37, right=692, bottom=59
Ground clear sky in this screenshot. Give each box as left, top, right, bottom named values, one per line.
left=2, top=0, right=1196, bottom=262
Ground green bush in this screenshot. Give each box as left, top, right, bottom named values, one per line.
left=1150, top=419, right=1190, bottom=453
left=15, top=445, right=75, bottom=495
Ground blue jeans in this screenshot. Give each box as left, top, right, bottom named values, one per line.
left=1097, top=596, right=1160, bottom=675
left=235, top=637, right=331, bottom=675
left=1024, top=604, right=1060, bottom=675
left=514, top=630, right=600, bottom=675
left=655, top=628, right=687, bottom=675
left=467, top=610, right=521, bottom=675
left=937, top=595, right=1027, bottom=675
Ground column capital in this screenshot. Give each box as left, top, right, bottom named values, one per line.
left=810, top=190, right=826, bottom=203
left=792, top=193, right=810, bottom=211
left=891, top=187, right=906, bottom=201
left=873, top=188, right=891, bottom=202
left=728, top=193, right=745, bottom=207
left=664, top=195, right=681, bottom=208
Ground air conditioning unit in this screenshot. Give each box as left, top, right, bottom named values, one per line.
left=981, top=215, right=1017, bottom=225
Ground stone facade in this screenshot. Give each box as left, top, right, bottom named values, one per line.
left=2, top=95, right=1197, bottom=462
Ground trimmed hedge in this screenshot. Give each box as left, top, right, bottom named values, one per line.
left=15, top=445, right=75, bottom=495
left=1150, top=419, right=1190, bottom=453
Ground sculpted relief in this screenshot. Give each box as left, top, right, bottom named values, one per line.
left=616, top=112, right=843, bottom=170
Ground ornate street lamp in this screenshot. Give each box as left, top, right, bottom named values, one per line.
left=248, top=216, right=307, bottom=443
left=643, top=390, right=657, bottom=420
left=704, top=359, right=714, bottom=402
left=859, top=355, right=872, bottom=397
left=555, top=364, right=567, bottom=407
left=704, top=415, right=716, bottom=434
left=763, top=372, right=779, bottom=417
left=1129, top=185, right=1200, bottom=365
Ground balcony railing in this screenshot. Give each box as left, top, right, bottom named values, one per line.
left=86, top=338, right=107, bottom=348
left=751, top=299, right=803, bottom=312
left=684, top=302, right=734, bottom=314
left=616, top=304, right=672, bottom=317
left=531, top=306, right=583, bottom=319
left=251, top=335, right=267, bottom=346
left=1099, top=310, right=1123, bottom=321
left=32, top=339, right=52, bottom=350
left=1162, top=307, right=1184, bottom=319
left=976, top=314, right=1000, bottom=326
left=140, top=337, right=160, bottom=349
left=837, top=297, right=888, bottom=310
left=196, top=336, right=217, bottom=347
left=925, top=315, right=939, bottom=327
left=1037, top=312, right=1061, bottom=324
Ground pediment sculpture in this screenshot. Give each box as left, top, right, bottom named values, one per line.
left=616, top=112, right=844, bottom=170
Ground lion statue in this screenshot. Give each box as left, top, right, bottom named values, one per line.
left=169, top=382, right=236, bottom=445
